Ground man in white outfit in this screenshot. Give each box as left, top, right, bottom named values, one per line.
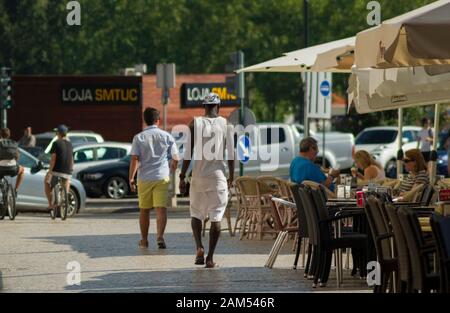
left=179, top=92, right=234, bottom=268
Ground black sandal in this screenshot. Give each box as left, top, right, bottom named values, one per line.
left=195, top=255, right=205, bottom=265
left=157, top=239, right=166, bottom=249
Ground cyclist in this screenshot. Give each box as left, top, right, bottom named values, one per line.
left=0, top=128, right=25, bottom=195
left=44, top=125, right=73, bottom=212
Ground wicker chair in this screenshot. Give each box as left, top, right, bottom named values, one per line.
left=234, top=177, right=275, bottom=240
left=265, top=196, right=298, bottom=268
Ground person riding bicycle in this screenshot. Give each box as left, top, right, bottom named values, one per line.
left=0, top=128, right=25, bottom=195
left=44, top=124, right=73, bottom=212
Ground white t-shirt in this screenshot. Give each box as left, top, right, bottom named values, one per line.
left=418, top=128, right=433, bottom=152
left=191, top=116, right=231, bottom=192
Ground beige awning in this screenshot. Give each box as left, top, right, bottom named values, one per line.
left=348, top=66, right=450, bottom=113
left=237, top=36, right=355, bottom=73
left=355, top=0, right=450, bottom=69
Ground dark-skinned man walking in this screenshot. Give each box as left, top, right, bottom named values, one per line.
left=179, top=92, right=234, bottom=268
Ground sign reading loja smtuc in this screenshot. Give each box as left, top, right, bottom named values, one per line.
left=61, top=84, right=141, bottom=105
left=181, top=83, right=239, bottom=108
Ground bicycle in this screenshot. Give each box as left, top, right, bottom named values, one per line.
left=0, top=175, right=16, bottom=220
left=50, top=176, right=69, bottom=221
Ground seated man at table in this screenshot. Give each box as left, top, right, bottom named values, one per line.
left=289, top=137, right=339, bottom=192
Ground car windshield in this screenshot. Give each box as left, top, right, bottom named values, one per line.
left=38, top=153, right=52, bottom=164
left=355, top=130, right=397, bottom=145
left=121, top=154, right=131, bottom=162
left=35, top=137, right=52, bottom=149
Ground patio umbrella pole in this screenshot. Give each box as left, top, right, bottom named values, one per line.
left=396, top=108, right=404, bottom=178
left=430, top=103, right=440, bottom=184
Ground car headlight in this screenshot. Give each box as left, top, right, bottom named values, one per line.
left=83, top=173, right=104, bottom=180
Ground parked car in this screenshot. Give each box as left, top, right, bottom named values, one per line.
left=77, top=155, right=135, bottom=199
left=35, top=130, right=104, bottom=154
left=32, top=141, right=131, bottom=177
left=437, top=148, right=448, bottom=177
left=71, top=142, right=131, bottom=176
left=355, top=126, right=422, bottom=177
left=5, top=148, right=86, bottom=216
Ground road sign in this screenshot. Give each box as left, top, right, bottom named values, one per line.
left=306, top=72, right=332, bottom=119
left=320, top=80, right=331, bottom=97
left=237, top=135, right=252, bottom=164
left=156, top=63, right=176, bottom=131
left=156, top=63, right=176, bottom=89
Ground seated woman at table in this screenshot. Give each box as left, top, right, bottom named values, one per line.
left=351, top=150, right=385, bottom=181
left=395, top=148, right=430, bottom=200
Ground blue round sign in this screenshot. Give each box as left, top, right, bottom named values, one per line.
left=320, top=80, right=331, bottom=97
left=237, top=135, right=252, bottom=164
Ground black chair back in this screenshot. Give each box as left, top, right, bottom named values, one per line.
left=290, top=184, right=309, bottom=238
left=430, top=213, right=450, bottom=293
left=298, top=185, right=319, bottom=245
left=397, top=207, right=433, bottom=291
left=420, top=185, right=434, bottom=206
left=385, top=204, right=411, bottom=285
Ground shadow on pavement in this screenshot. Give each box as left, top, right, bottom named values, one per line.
left=64, top=267, right=369, bottom=293
left=29, top=232, right=294, bottom=259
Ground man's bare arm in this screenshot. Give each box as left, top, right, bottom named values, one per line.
left=129, top=155, right=139, bottom=192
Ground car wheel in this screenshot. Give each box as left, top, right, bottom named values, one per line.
left=105, top=177, right=129, bottom=199
left=385, top=159, right=397, bottom=178
left=67, top=188, right=80, bottom=217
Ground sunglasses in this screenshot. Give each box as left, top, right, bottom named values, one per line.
left=404, top=159, right=414, bottom=163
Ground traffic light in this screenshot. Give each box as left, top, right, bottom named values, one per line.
left=225, top=51, right=244, bottom=98
left=0, top=67, right=13, bottom=110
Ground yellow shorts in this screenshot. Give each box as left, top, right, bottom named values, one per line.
left=138, top=178, right=170, bottom=209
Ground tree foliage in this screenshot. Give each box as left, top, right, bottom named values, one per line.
left=0, top=0, right=441, bottom=133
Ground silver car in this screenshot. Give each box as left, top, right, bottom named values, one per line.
left=71, top=142, right=132, bottom=176
left=5, top=148, right=86, bottom=217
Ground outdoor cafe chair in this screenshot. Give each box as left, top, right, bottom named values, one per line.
left=385, top=204, right=414, bottom=293
left=264, top=196, right=298, bottom=268
left=257, top=176, right=297, bottom=229
left=364, top=196, right=398, bottom=293
left=397, top=207, right=440, bottom=293
left=290, top=184, right=312, bottom=273
left=234, top=177, right=275, bottom=240
left=430, top=213, right=450, bottom=293
left=299, top=185, right=368, bottom=287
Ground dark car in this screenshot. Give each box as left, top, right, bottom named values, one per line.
left=77, top=155, right=135, bottom=199
left=437, top=131, right=449, bottom=177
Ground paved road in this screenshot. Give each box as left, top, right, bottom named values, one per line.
left=0, top=209, right=370, bottom=293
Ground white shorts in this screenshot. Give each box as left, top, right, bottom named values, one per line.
left=190, top=189, right=228, bottom=222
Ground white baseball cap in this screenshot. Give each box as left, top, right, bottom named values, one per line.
left=202, top=92, right=221, bottom=105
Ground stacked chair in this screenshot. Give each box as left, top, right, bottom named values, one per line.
left=364, top=196, right=398, bottom=293
left=430, top=214, right=450, bottom=293
left=234, top=177, right=275, bottom=240
left=369, top=190, right=442, bottom=293
left=297, top=184, right=368, bottom=287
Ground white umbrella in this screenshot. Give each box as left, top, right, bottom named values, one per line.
left=349, top=66, right=450, bottom=113
left=348, top=65, right=450, bottom=181
left=237, top=36, right=355, bottom=73
left=355, top=0, right=450, bottom=69
left=234, top=55, right=306, bottom=73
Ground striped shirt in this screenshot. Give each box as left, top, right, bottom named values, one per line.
left=398, top=170, right=429, bottom=193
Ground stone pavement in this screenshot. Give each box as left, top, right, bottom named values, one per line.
left=0, top=210, right=371, bottom=293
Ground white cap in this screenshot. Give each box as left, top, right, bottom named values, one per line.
left=203, top=92, right=221, bottom=105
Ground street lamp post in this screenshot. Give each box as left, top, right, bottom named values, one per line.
left=303, top=0, right=310, bottom=137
